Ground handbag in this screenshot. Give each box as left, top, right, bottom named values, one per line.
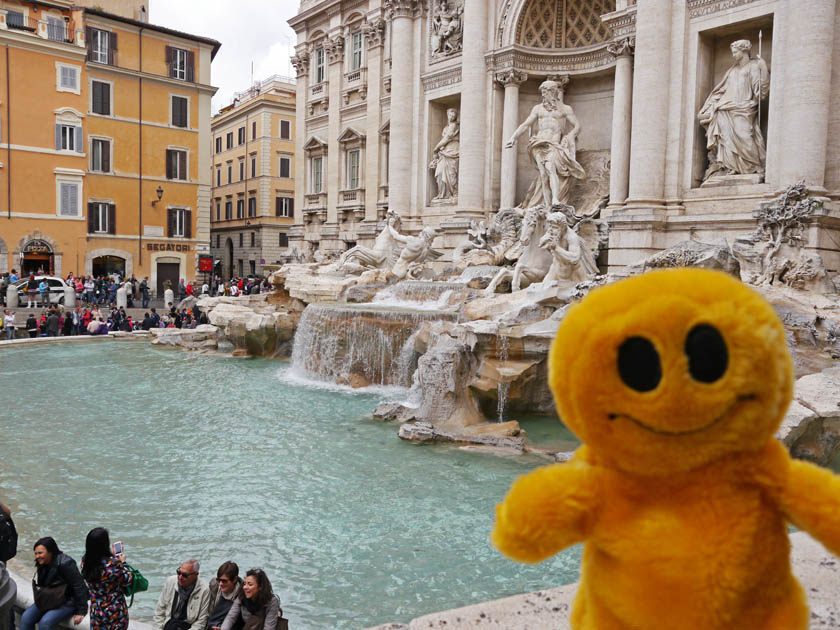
left=123, top=563, right=149, bottom=608
left=275, top=595, right=288, bottom=630
left=32, top=570, right=68, bottom=611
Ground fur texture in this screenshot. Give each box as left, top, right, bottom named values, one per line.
left=492, top=268, right=840, bottom=629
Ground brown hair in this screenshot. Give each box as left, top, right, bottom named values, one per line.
left=216, top=561, right=239, bottom=581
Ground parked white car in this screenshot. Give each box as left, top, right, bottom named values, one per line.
left=14, top=275, right=70, bottom=305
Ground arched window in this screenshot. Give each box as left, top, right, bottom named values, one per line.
left=516, top=0, right=615, bottom=49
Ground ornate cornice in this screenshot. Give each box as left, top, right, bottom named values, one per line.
left=362, top=18, right=386, bottom=49
left=607, top=36, right=635, bottom=59
left=495, top=69, right=528, bottom=88
left=485, top=44, right=616, bottom=77
left=601, top=4, right=636, bottom=39
left=688, top=0, right=760, bottom=19
left=385, top=0, right=422, bottom=20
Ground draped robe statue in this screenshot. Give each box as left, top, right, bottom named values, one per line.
left=429, top=108, right=460, bottom=201
left=698, top=39, right=770, bottom=181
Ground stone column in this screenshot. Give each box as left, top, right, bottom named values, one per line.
left=779, top=0, right=836, bottom=189
left=363, top=17, right=385, bottom=223
left=386, top=0, right=418, bottom=217
left=607, top=37, right=634, bottom=208
left=457, top=0, right=489, bottom=215
left=496, top=70, right=528, bottom=210
left=625, top=0, right=672, bottom=209
left=326, top=33, right=344, bottom=231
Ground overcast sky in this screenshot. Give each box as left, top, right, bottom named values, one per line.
left=149, top=0, right=298, bottom=113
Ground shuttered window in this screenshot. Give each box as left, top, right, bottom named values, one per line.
left=59, top=183, right=79, bottom=216
left=279, top=232, right=289, bottom=247
left=226, top=132, right=233, bottom=149
left=91, top=80, right=111, bottom=115
left=55, top=124, right=82, bottom=153
left=167, top=207, right=192, bottom=238
left=236, top=199, right=244, bottom=219
left=166, top=149, right=187, bottom=180
left=91, top=139, right=111, bottom=173
left=171, top=95, right=188, bottom=128
left=88, top=202, right=116, bottom=234
left=59, top=66, right=79, bottom=90
left=225, top=201, right=232, bottom=220
left=275, top=197, right=294, bottom=218
left=215, top=137, right=222, bottom=153
left=279, top=157, right=291, bottom=178
left=280, top=119, right=290, bottom=139
left=166, top=46, right=195, bottom=82
left=248, top=197, right=256, bottom=218
left=88, top=28, right=116, bottom=65
left=238, top=127, right=245, bottom=145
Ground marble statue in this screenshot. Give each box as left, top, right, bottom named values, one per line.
left=506, top=78, right=585, bottom=209
left=430, top=0, right=463, bottom=58
left=538, top=212, right=599, bottom=284
left=698, top=39, right=770, bottom=181
left=484, top=206, right=553, bottom=294
left=392, top=226, right=443, bottom=279
left=338, top=211, right=408, bottom=273
left=429, top=108, right=460, bottom=201
left=454, top=209, right=522, bottom=268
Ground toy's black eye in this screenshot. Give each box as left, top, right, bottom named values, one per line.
left=685, top=324, right=728, bottom=383
left=618, top=336, right=661, bottom=392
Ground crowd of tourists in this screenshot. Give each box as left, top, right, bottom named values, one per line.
left=0, top=505, right=287, bottom=630
left=1, top=303, right=210, bottom=340
left=0, top=270, right=273, bottom=310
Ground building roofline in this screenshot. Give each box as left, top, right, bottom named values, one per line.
left=82, top=7, right=222, bottom=59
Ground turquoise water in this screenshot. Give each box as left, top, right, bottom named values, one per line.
left=0, top=342, right=581, bottom=629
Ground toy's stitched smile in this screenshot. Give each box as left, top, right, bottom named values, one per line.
left=607, top=394, right=757, bottom=436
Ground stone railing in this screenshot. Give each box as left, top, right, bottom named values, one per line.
left=305, top=192, right=327, bottom=208
left=309, top=81, right=328, bottom=99
left=344, top=67, right=367, bottom=85
left=338, top=189, right=364, bottom=206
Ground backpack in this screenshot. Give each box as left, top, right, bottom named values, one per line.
left=0, top=509, right=18, bottom=562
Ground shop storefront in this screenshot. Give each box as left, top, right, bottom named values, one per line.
left=20, top=240, right=54, bottom=276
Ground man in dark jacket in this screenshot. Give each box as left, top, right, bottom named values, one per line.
left=141, top=313, right=154, bottom=331
left=45, top=311, right=60, bottom=337
left=25, top=314, right=38, bottom=338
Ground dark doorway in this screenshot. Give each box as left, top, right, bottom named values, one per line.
left=225, top=238, right=234, bottom=280
left=92, top=255, right=126, bottom=279
left=22, top=254, right=52, bottom=276
left=156, top=262, right=180, bottom=298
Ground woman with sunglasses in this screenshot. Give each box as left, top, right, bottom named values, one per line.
left=206, top=562, right=243, bottom=630
left=220, top=569, right=279, bottom=630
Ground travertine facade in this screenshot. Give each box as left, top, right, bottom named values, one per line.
left=289, top=0, right=840, bottom=274
left=209, top=76, right=296, bottom=279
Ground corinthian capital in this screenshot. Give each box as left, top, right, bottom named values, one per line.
left=495, top=70, right=528, bottom=88
left=362, top=18, right=386, bottom=49
left=385, top=0, right=421, bottom=20
left=325, top=34, right=345, bottom=63
left=607, top=36, right=635, bottom=58
left=290, top=51, right=310, bottom=77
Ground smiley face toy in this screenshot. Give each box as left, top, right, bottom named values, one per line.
left=492, top=268, right=840, bottom=629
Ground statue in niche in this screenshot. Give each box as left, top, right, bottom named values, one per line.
left=337, top=210, right=408, bottom=273
left=538, top=212, right=599, bottom=284
left=698, top=39, right=770, bottom=181
left=429, top=108, right=460, bottom=201
left=506, top=78, right=586, bottom=210
left=430, top=0, right=463, bottom=58
left=392, top=226, right=443, bottom=279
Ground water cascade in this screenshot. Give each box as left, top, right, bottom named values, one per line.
left=372, top=280, right=469, bottom=310
left=496, top=334, right=510, bottom=422
left=290, top=302, right=459, bottom=387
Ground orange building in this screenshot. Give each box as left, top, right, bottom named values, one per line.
left=210, top=75, right=296, bottom=279
left=0, top=1, right=219, bottom=296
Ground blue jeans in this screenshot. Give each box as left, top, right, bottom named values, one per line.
left=20, top=603, right=74, bottom=630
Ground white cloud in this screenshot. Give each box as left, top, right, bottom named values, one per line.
left=148, top=0, right=298, bottom=112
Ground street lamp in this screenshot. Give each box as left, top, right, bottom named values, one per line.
left=151, top=186, right=164, bottom=206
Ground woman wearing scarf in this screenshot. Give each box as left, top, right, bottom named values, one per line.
left=220, top=569, right=278, bottom=630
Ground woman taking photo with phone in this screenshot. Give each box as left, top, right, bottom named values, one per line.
left=21, top=537, right=87, bottom=630
left=81, top=528, right=132, bottom=630
left=220, top=569, right=279, bottom=630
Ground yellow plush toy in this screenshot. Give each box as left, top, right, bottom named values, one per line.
left=492, top=268, right=840, bottom=629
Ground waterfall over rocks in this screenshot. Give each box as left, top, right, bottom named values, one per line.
left=290, top=302, right=459, bottom=387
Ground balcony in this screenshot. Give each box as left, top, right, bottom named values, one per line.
left=305, top=192, right=327, bottom=209
left=0, top=12, right=83, bottom=46
left=310, top=81, right=328, bottom=98
left=338, top=189, right=364, bottom=206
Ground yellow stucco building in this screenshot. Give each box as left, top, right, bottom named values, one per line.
left=210, top=75, right=296, bottom=279
left=0, top=0, right=219, bottom=296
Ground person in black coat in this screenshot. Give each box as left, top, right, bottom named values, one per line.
left=25, top=314, right=38, bottom=338
left=21, top=537, right=87, bottom=630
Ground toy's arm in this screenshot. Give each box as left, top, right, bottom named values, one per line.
left=491, top=460, right=602, bottom=563
left=779, top=457, right=840, bottom=557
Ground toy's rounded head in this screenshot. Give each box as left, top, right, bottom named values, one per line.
left=550, top=269, right=793, bottom=475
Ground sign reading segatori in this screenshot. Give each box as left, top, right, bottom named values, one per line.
left=146, top=243, right=191, bottom=252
